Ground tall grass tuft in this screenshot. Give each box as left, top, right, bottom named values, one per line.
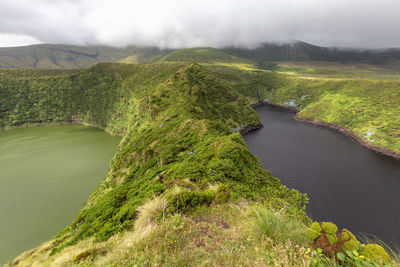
left=253, top=207, right=308, bottom=245
left=134, top=197, right=167, bottom=234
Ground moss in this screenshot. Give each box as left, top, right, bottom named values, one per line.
left=215, top=184, right=232, bottom=203
left=326, top=233, right=338, bottom=245
left=203, top=189, right=216, bottom=201
left=309, top=222, right=322, bottom=241
left=360, top=244, right=391, bottom=265
left=339, top=228, right=358, bottom=252
left=320, top=222, right=338, bottom=235
left=166, top=190, right=213, bottom=214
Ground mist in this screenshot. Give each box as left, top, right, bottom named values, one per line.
left=1, top=0, right=400, bottom=49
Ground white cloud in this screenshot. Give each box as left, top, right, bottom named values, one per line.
left=0, top=0, right=399, bottom=48
left=0, top=33, right=40, bottom=47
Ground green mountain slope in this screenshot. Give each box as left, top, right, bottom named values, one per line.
left=205, top=63, right=400, bottom=156
left=1, top=63, right=307, bottom=266
left=2, top=42, right=400, bottom=70
left=0, top=45, right=169, bottom=69
left=223, top=41, right=400, bottom=64
left=159, top=47, right=252, bottom=64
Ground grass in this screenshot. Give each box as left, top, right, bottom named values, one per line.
left=276, top=61, right=400, bottom=80
left=7, top=202, right=314, bottom=267
left=158, top=47, right=253, bottom=64
left=253, top=207, right=309, bottom=245
left=3, top=57, right=400, bottom=265
left=2, top=62, right=308, bottom=265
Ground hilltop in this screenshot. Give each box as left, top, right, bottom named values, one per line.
left=0, top=45, right=170, bottom=69
left=2, top=42, right=400, bottom=69
left=159, top=47, right=251, bottom=64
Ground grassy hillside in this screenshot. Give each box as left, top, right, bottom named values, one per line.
left=1, top=63, right=311, bottom=266
left=1, top=62, right=398, bottom=266
left=224, top=41, right=400, bottom=65
left=0, top=45, right=169, bottom=69
left=159, top=47, right=252, bottom=64
left=204, top=63, right=400, bottom=156
left=3, top=42, right=400, bottom=70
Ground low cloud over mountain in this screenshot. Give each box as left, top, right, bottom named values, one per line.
left=1, top=0, right=400, bottom=49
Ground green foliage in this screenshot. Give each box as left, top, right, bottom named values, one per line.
left=306, top=248, right=334, bottom=267
left=309, top=222, right=392, bottom=266
left=360, top=244, right=391, bottom=265
left=309, top=222, right=322, bottom=241
left=0, top=44, right=169, bottom=69
left=159, top=47, right=252, bottom=64
left=253, top=207, right=308, bottom=245
left=215, top=184, right=232, bottom=203
left=166, top=190, right=213, bottom=214
left=203, top=189, right=216, bottom=201
left=340, top=229, right=359, bottom=252
left=321, top=222, right=338, bottom=235
left=258, top=74, right=400, bottom=154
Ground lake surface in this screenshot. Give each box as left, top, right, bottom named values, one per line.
left=0, top=125, right=120, bottom=264
left=244, top=104, right=400, bottom=247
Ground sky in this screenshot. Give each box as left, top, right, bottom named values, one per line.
left=0, top=0, right=399, bottom=49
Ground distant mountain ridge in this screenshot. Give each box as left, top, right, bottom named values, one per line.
left=223, top=41, right=400, bottom=64
left=0, top=44, right=170, bottom=69
left=1, top=41, right=400, bottom=69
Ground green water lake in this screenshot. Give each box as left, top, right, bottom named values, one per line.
left=0, top=125, right=120, bottom=264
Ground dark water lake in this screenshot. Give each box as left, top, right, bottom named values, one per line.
left=0, top=125, right=120, bottom=264
left=244, top=104, right=400, bottom=247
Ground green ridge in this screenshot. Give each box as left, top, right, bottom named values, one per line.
left=0, top=63, right=307, bottom=262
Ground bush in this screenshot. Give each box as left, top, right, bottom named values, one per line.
left=215, top=184, right=232, bottom=203
left=360, top=244, right=391, bottom=265
left=309, top=221, right=322, bottom=241
left=340, top=229, right=358, bottom=252
left=167, top=189, right=213, bottom=214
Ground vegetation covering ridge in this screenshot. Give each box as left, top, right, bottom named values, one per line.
left=3, top=41, right=400, bottom=70
left=2, top=62, right=310, bottom=266
left=201, top=64, right=400, bottom=155
left=0, top=45, right=170, bottom=69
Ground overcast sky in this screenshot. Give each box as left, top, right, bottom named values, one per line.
left=0, top=0, right=399, bottom=49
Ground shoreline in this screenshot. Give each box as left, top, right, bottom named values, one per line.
left=252, top=101, right=400, bottom=161
left=0, top=121, right=121, bottom=137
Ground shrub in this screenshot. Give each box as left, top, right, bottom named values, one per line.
left=339, top=229, right=358, bottom=252
left=309, top=222, right=322, bottom=241
left=215, top=184, right=232, bottom=203
left=166, top=189, right=213, bottom=214
left=360, top=244, right=391, bottom=265
left=320, top=222, right=338, bottom=234
left=310, top=222, right=358, bottom=256
left=203, top=189, right=216, bottom=202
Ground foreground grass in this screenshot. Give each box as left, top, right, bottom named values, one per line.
left=8, top=199, right=400, bottom=267
left=8, top=202, right=313, bottom=267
